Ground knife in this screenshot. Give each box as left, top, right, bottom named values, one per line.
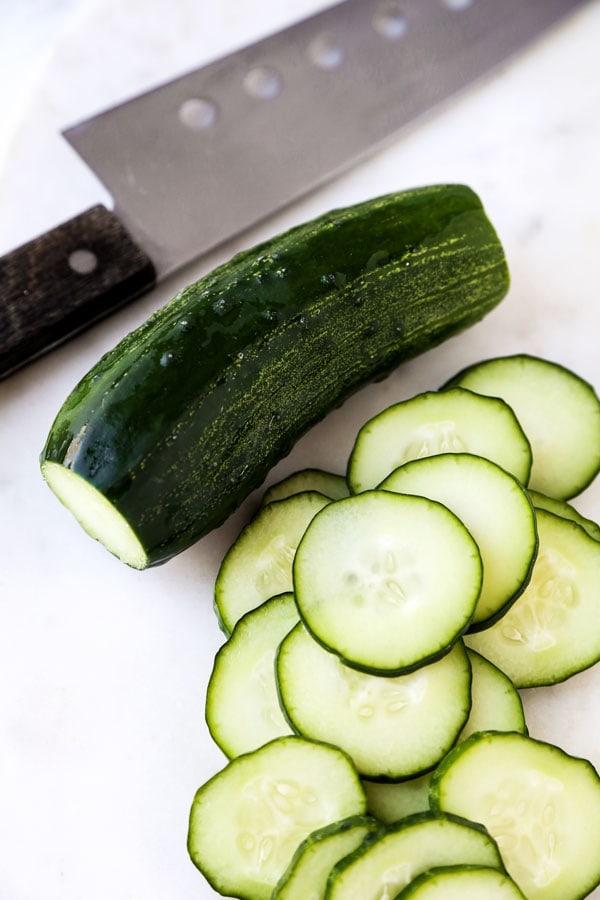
left=0, top=0, right=587, bottom=381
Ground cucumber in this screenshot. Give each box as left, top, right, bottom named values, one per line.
left=205, top=592, right=298, bottom=758
left=272, top=815, right=380, bottom=900
left=362, top=773, right=432, bottom=825
left=292, top=490, right=482, bottom=674
left=395, top=865, right=526, bottom=899
left=189, top=350, right=600, bottom=898
left=261, top=469, right=350, bottom=506
left=276, top=625, right=472, bottom=781
left=466, top=508, right=600, bottom=687
left=444, top=354, right=600, bottom=499
left=324, top=811, right=505, bottom=899
left=458, top=649, right=527, bottom=742
left=429, top=730, right=600, bottom=900
left=214, top=491, right=330, bottom=634
left=347, top=388, right=532, bottom=494
left=39, top=184, right=509, bottom=568
left=380, top=452, right=538, bottom=630
left=361, top=648, right=527, bottom=824
left=187, top=735, right=366, bottom=900
left=528, top=489, right=600, bottom=542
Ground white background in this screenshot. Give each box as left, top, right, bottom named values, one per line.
left=1, top=1, right=600, bottom=898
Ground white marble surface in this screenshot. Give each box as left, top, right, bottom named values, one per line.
left=1, top=1, right=600, bottom=898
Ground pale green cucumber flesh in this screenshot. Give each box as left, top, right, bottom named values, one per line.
left=214, top=491, right=330, bottom=634
left=528, top=489, right=600, bottom=542
left=381, top=452, right=538, bottom=629
left=272, top=815, right=379, bottom=900
left=444, top=353, right=600, bottom=500
left=395, top=865, right=526, bottom=899
left=459, top=649, right=527, bottom=742
left=466, top=509, right=600, bottom=687
left=276, top=626, right=472, bottom=780
left=205, top=593, right=298, bottom=758
left=40, top=460, right=148, bottom=569
left=429, top=731, right=600, bottom=900
left=362, top=774, right=432, bottom=826
left=324, top=811, right=504, bottom=900
left=262, top=469, right=350, bottom=506
left=347, top=388, right=532, bottom=495
left=362, top=648, right=527, bottom=825
left=293, top=490, right=482, bottom=674
left=187, top=736, right=366, bottom=900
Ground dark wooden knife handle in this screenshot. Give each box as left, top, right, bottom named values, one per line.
left=0, top=205, right=156, bottom=380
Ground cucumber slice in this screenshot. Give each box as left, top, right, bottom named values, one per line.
left=276, top=625, right=472, bottom=781
left=395, top=865, right=526, bottom=899
left=347, top=387, right=532, bottom=494
left=272, top=815, right=380, bottom=900
left=430, top=730, right=600, bottom=900
left=362, top=774, right=432, bottom=826
left=205, top=593, right=298, bottom=758
left=187, top=735, right=366, bottom=900
left=362, top=649, right=527, bottom=825
left=214, top=491, right=330, bottom=634
left=458, top=650, right=527, bottom=742
left=293, top=491, right=482, bottom=674
left=324, top=811, right=504, bottom=899
left=262, top=469, right=349, bottom=505
left=381, top=453, right=538, bottom=629
left=445, top=354, right=600, bottom=499
left=466, top=508, right=600, bottom=687
left=528, top=489, right=600, bottom=542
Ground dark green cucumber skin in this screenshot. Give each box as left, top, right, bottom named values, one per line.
left=41, top=184, right=509, bottom=567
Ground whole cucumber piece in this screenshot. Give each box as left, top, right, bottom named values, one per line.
left=40, top=184, right=509, bottom=568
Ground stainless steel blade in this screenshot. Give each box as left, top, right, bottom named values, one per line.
left=64, top=0, right=587, bottom=278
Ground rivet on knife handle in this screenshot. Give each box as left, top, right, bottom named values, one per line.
left=0, top=205, right=156, bottom=380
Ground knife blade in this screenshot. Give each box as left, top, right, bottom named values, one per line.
left=0, top=0, right=588, bottom=380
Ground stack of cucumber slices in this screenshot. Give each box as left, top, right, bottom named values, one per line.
left=188, top=353, right=600, bottom=900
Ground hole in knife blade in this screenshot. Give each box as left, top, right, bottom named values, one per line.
left=179, top=97, right=218, bottom=129
left=308, top=32, right=344, bottom=69
left=243, top=66, right=283, bottom=99
left=68, top=249, right=98, bottom=275
left=442, top=0, right=474, bottom=9
left=373, top=2, right=408, bottom=39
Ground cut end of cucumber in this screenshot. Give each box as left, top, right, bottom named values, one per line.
left=41, top=461, right=148, bottom=569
